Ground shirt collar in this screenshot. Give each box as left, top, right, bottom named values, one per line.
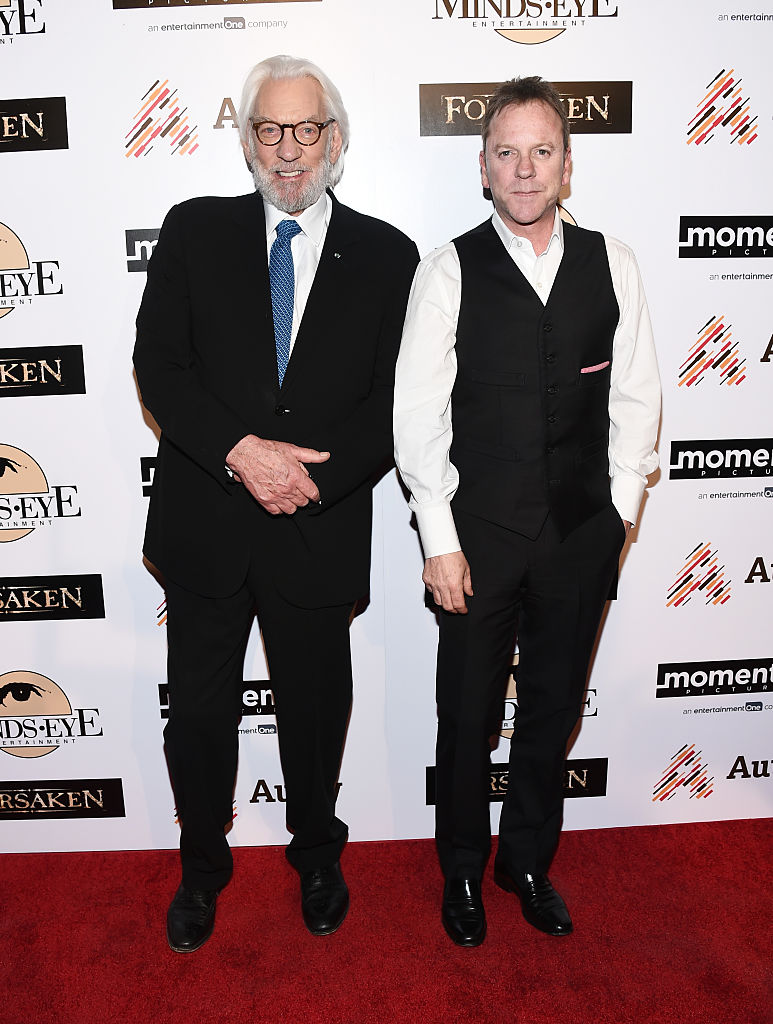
left=263, top=190, right=331, bottom=248
left=492, top=206, right=564, bottom=258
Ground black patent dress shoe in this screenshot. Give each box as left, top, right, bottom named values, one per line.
left=494, top=866, right=573, bottom=936
left=166, top=884, right=219, bottom=953
left=441, top=876, right=487, bottom=947
left=300, top=861, right=349, bottom=936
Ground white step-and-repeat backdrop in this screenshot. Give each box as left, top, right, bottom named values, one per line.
left=2, top=0, right=771, bottom=854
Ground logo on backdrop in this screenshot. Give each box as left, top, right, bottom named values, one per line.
left=431, top=0, right=620, bottom=45
left=0, top=221, right=63, bottom=321
left=140, top=456, right=156, bottom=497
left=125, top=229, right=159, bottom=272
left=126, top=81, right=199, bottom=158
left=679, top=218, right=773, bottom=258
left=666, top=542, right=731, bottom=607
left=657, top=658, right=773, bottom=698
left=727, top=755, right=773, bottom=780
left=0, top=346, right=85, bottom=397
left=0, top=444, right=81, bottom=543
left=652, top=744, right=714, bottom=801
left=678, top=315, right=746, bottom=388
left=687, top=69, right=758, bottom=147
left=0, top=96, right=67, bottom=152
left=250, top=779, right=286, bottom=804
left=745, top=556, right=773, bottom=585
left=159, top=680, right=276, bottom=735
left=425, top=758, right=608, bottom=803
left=669, top=438, right=773, bottom=479
left=419, top=81, right=632, bottom=137
left=0, top=0, right=45, bottom=39
left=0, top=575, right=105, bottom=622
left=500, top=652, right=596, bottom=737
left=0, top=778, right=125, bottom=820
left=0, top=671, right=102, bottom=758
left=113, top=0, right=315, bottom=7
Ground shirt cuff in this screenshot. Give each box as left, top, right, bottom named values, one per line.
left=610, top=473, right=646, bottom=526
left=413, top=502, right=462, bottom=558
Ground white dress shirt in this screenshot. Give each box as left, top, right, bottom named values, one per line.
left=264, top=191, right=331, bottom=354
left=393, top=208, right=661, bottom=558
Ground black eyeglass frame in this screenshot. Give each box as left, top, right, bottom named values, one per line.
left=250, top=118, right=336, bottom=147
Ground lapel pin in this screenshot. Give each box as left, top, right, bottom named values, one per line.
left=333, top=252, right=341, bottom=259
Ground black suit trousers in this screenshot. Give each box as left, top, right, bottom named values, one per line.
left=435, top=503, right=626, bottom=879
left=164, top=541, right=352, bottom=891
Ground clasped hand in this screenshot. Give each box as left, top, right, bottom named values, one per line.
left=226, top=434, right=330, bottom=515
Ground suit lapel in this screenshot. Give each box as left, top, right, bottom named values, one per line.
left=279, top=194, right=361, bottom=393
left=225, top=193, right=279, bottom=391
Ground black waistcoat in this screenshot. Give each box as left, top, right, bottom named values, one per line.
left=451, top=219, right=619, bottom=540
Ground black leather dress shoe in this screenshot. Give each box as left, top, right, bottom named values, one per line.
left=166, top=884, right=219, bottom=953
left=494, top=866, right=573, bottom=936
left=300, top=862, right=349, bottom=936
left=441, top=876, right=486, bottom=947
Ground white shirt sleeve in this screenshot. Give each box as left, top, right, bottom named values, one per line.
left=605, top=235, right=662, bottom=524
left=393, top=243, right=463, bottom=558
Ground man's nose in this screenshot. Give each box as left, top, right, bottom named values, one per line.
left=515, top=154, right=535, bottom=177
left=276, top=127, right=302, bottom=162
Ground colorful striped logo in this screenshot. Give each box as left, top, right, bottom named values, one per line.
left=688, top=69, right=758, bottom=146
left=653, top=744, right=714, bottom=801
left=667, top=542, right=732, bottom=607
left=678, top=314, right=746, bottom=388
left=126, top=80, right=199, bottom=158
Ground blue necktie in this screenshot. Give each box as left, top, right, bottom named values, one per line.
left=269, top=218, right=302, bottom=386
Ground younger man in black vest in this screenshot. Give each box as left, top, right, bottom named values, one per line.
left=393, top=77, right=660, bottom=946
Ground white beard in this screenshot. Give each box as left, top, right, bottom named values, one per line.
left=251, top=152, right=332, bottom=214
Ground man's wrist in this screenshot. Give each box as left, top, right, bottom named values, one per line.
left=414, top=502, right=460, bottom=558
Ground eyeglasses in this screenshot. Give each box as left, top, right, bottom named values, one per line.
left=250, top=118, right=336, bottom=147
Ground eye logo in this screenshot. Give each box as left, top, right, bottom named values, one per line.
left=0, top=443, right=81, bottom=543
left=0, top=670, right=71, bottom=758
left=0, top=669, right=102, bottom=757
left=0, top=222, right=30, bottom=321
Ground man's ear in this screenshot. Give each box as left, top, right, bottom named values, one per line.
left=479, top=149, right=490, bottom=190
left=329, top=121, right=343, bottom=166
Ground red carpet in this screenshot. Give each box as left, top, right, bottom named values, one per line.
left=2, top=820, right=771, bottom=1024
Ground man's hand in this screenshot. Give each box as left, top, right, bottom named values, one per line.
left=226, top=434, right=330, bottom=515
left=423, top=551, right=473, bottom=614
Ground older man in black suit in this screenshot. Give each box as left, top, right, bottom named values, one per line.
left=134, top=54, right=418, bottom=953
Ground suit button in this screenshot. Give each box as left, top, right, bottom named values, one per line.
left=548, top=414, right=557, bottom=424
left=543, top=322, right=553, bottom=333
left=545, top=353, right=556, bottom=363
left=274, top=405, right=290, bottom=416
left=547, top=384, right=559, bottom=395
left=547, top=447, right=556, bottom=455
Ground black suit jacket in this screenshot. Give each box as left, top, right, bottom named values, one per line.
left=134, top=191, right=419, bottom=605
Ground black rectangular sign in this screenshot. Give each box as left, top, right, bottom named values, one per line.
left=0, top=345, right=85, bottom=397
left=0, top=96, right=68, bottom=152
left=0, top=575, right=105, bottom=622
left=420, top=81, right=632, bottom=137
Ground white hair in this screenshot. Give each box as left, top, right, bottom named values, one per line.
left=237, top=54, right=349, bottom=187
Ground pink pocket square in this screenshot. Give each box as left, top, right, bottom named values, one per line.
left=580, top=361, right=610, bottom=374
